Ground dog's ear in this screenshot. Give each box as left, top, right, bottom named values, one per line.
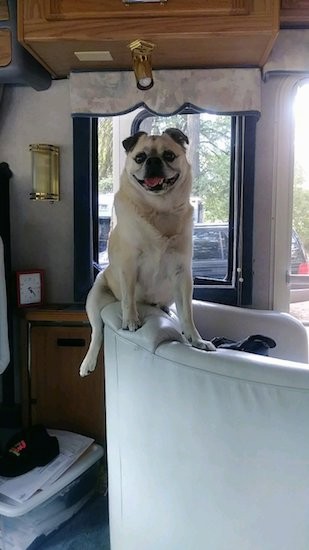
left=122, top=132, right=147, bottom=153
left=163, top=128, right=189, bottom=148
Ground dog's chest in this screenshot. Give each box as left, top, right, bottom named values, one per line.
left=152, top=211, right=181, bottom=238
left=139, top=212, right=183, bottom=258
left=135, top=213, right=186, bottom=303
left=136, top=248, right=174, bottom=305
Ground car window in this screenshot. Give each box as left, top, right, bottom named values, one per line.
left=194, top=237, right=221, bottom=260
left=192, top=225, right=229, bottom=279
left=193, top=228, right=224, bottom=260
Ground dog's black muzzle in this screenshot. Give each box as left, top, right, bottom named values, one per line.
left=133, top=156, right=179, bottom=192
left=145, top=156, right=165, bottom=178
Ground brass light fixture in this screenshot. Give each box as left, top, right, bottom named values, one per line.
left=29, top=144, right=60, bottom=201
left=129, top=40, right=155, bottom=91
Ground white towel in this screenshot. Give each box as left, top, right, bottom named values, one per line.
left=0, top=236, right=10, bottom=373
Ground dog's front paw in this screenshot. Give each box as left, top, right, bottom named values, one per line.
left=122, top=318, right=142, bottom=332
left=80, top=359, right=97, bottom=377
left=189, top=338, right=217, bottom=352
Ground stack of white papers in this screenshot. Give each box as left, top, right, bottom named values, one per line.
left=0, top=429, right=94, bottom=503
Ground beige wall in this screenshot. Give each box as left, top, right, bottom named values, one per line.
left=0, top=80, right=74, bottom=303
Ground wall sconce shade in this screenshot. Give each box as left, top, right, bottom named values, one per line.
left=129, top=40, right=155, bottom=91
left=29, top=144, right=60, bottom=201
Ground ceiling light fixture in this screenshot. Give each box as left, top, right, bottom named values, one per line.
left=129, top=40, right=155, bottom=91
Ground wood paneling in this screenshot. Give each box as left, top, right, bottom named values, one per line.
left=27, top=34, right=275, bottom=76
left=18, top=0, right=279, bottom=77
left=280, top=0, right=309, bottom=25
left=0, top=29, right=11, bottom=67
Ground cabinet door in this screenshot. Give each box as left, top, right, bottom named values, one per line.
left=30, top=325, right=105, bottom=443
left=45, top=0, right=250, bottom=20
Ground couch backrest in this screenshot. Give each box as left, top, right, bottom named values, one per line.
left=102, top=302, right=309, bottom=550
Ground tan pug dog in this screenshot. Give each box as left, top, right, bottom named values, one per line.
left=80, top=128, right=215, bottom=377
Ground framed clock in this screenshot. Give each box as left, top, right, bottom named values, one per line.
left=16, top=270, right=45, bottom=307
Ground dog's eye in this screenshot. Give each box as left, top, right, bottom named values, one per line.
left=163, top=150, right=176, bottom=162
left=135, top=153, right=147, bottom=164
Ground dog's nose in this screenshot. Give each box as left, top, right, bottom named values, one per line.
left=146, top=157, right=162, bottom=170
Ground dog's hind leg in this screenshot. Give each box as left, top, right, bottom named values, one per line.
left=80, top=271, right=116, bottom=377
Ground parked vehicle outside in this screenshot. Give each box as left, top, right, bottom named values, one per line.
left=291, top=230, right=309, bottom=275
left=192, top=223, right=309, bottom=275
left=192, top=223, right=229, bottom=280
left=289, top=229, right=309, bottom=304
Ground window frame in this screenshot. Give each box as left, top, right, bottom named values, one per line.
left=73, top=113, right=257, bottom=306
left=271, top=76, right=309, bottom=312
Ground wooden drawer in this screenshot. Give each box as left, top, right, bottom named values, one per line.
left=0, top=28, right=11, bottom=67
left=0, top=0, right=9, bottom=21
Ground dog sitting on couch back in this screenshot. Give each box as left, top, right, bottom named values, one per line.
left=80, top=128, right=215, bottom=377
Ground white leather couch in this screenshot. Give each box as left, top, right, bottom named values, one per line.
left=102, top=301, right=309, bottom=550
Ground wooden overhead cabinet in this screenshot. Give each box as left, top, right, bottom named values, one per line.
left=18, top=0, right=280, bottom=77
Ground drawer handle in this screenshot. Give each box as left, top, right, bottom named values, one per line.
left=57, top=338, right=86, bottom=347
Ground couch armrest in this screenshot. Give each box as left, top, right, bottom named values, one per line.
left=101, top=302, right=183, bottom=354
left=192, top=300, right=308, bottom=363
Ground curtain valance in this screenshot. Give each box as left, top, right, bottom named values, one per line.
left=70, top=68, right=261, bottom=117
left=263, top=30, right=309, bottom=80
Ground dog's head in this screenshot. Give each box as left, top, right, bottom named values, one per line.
left=122, top=128, right=191, bottom=195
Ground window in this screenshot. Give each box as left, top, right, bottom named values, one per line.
left=289, top=82, right=309, bottom=322
left=73, top=109, right=257, bottom=306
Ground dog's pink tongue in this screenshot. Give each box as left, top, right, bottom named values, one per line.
left=144, top=177, right=163, bottom=187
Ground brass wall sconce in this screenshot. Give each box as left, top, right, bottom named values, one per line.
left=29, top=144, right=60, bottom=201
left=129, top=39, right=155, bottom=91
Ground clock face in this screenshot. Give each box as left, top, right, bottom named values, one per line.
left=17, top=272, right=43, bottom=306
